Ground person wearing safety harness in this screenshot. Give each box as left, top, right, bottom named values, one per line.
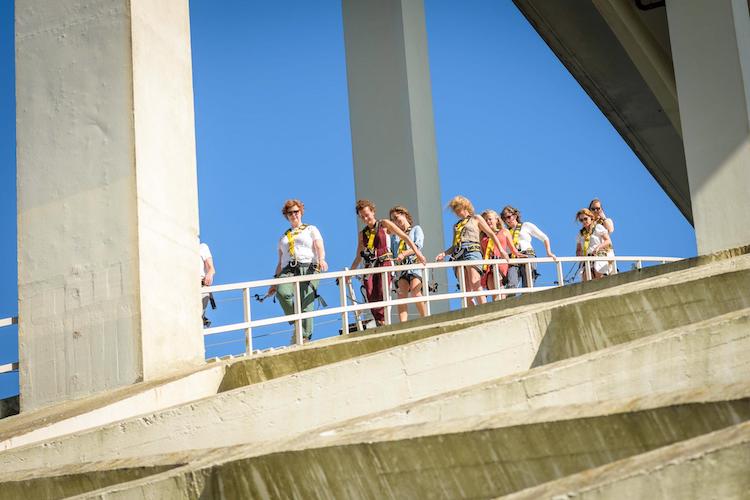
left=389, top=205, right=427, bottom=322
left=589, top=198, right=617, bottom=275
left=350, top=199, right=426, bottom=326
left=436, top=196, right=509, bottom=307
left=268, top=199, right=328, bottom=342
left=199, top=239, right=216, bottom=328
left=500, top=205, right=557, bottom=289
left=480, top=209, right=524, bottom=298
left=575, top=208, right=612, bottom=280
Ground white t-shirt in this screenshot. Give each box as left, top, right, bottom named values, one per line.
left=278, top=224, right=323, bottom=267
left=511, top=222, right=549, bottom=253
left=199, top=243, right=212, bottom=279
left=576, top=224, right=608, bottom=254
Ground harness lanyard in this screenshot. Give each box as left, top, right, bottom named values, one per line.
left=582, top=228, right=592, bottom=255
left=285, top=224, right=307, bottom=261
left=397, top=239, right=406, bottom=257
left=483, top=236, right=495, bottom=272
left=453, top=217, right=471, bottom=248
left=365, top=222, right=377, bottom=252
left=512, top=223, right=523, bottom=251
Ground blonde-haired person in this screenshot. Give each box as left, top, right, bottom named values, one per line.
left=480, top=209, right=524, bottom=297
left=500, top=205, right=556, bottom=289
left=389, top=206, right=427, bottom=322
left=437, top=196, right=509, bottom=307
left=268, top=199, right=328, bottom=342
left=575, top=208, right=611, bottom=281
left=350, top=200, right=426, bottom=326
left=589, top=198, right=617, bottom=274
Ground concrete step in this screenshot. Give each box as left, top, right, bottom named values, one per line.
left=322, top=308, right=750, bottom=436
left=503, top=420, right=750, bottom=500
left=1, top=255, right=748, bottom=474
left=21, top=385, right=750, bottom=500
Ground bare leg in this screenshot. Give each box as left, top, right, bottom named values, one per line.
left=465, top=267, right=485, bottom=306
left=397, top=277, right=410, bottom=322
left=411, top=277, right=427, bottom=317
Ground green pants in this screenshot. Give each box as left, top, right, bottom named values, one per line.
left=276, top=264, right=319, bottom=340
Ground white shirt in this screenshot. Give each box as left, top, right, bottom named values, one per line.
left=511, top=222, right=549, bottom=253
left=199, top=243, right=212, bottom=279
left=576, top=224, right=608, bottom=254
left=278, top=224, right=323, bottom=267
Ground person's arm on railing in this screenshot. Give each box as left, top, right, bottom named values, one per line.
left=380, top=220, right=426, bottom=264
left=203, top=256, right=215, bottom=286
left=475, top=215, right=509, bottom=261
left=593, top=231, right=611, bottom=254
left=503, top=229, right=525, bottom=259
left=268, top=248, right=283, bottom=295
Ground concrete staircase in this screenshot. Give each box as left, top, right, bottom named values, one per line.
left=0, top=247, right=748, bottom=499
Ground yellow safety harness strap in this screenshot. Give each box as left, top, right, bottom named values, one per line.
left=285, top=224, right=308, bottom=259
left=482, top=237, right=495, bottom=272
left=452, top=217, right=471, bottom=248
left=512, top=223, right=523, bottom=250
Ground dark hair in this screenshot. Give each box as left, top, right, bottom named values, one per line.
left=389, top=205, right=413, bottom=226
left=355, top=199, right=376, bottom=215
left=501, top=205, right=522, bottom=223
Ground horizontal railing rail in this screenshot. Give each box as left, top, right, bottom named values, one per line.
left=203, top=255, right=681, bottom=352
left=0, top=316, right=18, bottom=375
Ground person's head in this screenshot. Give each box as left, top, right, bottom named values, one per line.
left=481, top=209, right=501, bottom=231
left=355, top=199, right=377, bottom=227
left=588, top=198, right=604, bottom=216
left=576, top=208, right=595, bottom=229
left=500, top=205, right=521, bottom=227
left=282, top=199, right=304, bottom=226
left=447, top=195, right=474, bottom=218
left=389, top=206, right=413, bottom=231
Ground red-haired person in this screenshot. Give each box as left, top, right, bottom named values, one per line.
left=268, top=199, right=328, bottom=342
left=350, top=200, right=426, bottom=326
left=436, top=196, right=509, bottom=307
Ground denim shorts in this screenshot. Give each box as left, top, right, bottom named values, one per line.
left=451, top=248, right=483, bottom=275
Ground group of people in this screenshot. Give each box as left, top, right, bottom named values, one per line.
left=261, top=195, right=616, bottom=341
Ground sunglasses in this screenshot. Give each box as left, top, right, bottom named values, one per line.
left=501, top=213, right=514, bottom=220
left=579, top=217, right=591, bottom=222
left=591, top=207, right=602, bottom=211
left=286, top=210, right=301, bottom=216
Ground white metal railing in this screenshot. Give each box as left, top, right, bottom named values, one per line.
left=0, top=316, right=18, bottom=375
left=203, top=255, right=681, bottom=353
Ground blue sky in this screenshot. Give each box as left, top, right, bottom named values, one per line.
left=0, top=1, right=695, bottom=399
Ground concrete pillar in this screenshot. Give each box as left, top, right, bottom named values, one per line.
left=15, top=0, right=203, bottom=411
left=666, top=0, right=750, bottom=253
left=342, top=0, right=448, bottom=301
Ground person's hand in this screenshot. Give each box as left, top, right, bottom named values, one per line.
left=415, top=251, right=427, bottom=265
left=203, top=273, right=214, bottom=286
left=267, top=285, right=276, bottom=296
left=319, top=259, right=328, bottom=272
left=436, top=252, right=446, bottom=262
left=397, top=252, right=406, bottom=262
left=548, top=252, right=558, bottom=261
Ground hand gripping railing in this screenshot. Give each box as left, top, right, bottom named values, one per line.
left=0, top=316, right=18, bottom=375
left=203, top=255, right=681, bottom=353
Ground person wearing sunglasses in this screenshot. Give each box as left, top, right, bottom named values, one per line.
left=499, top=205, right=556, bottom=289
left=268, top=199, right=328, bottom=342
left=575, top=208, right=612, bottom=281
left=588, top=198, right=617, bottom=274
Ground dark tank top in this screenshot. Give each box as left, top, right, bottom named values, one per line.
left=361, top=222, right=392, bottom=267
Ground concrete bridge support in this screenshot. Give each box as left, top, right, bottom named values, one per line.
left=667, top=0, right=750, bottom=253
left=342, top=0, right=448, bottom=299
left=15, top=0, right=204, bottom=411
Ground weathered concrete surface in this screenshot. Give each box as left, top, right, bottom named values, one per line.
left=55, top=388, right=750, bottom=499
left=16, top=0, right=203, bottom=412
left=504, top=420, right=750, bottom=500
left=2, top=255, right=749, bottom=472
left=328, top=309, right=750, bottom=435
left=0, top=363, right=224, bottom=452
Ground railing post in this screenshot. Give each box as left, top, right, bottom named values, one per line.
left=636, top=260, right=643, bottom=270
left=345, top=269, right=364, bottom=332
left=423, top=266, right=431, bottom=316
left=382, top=269, right=392, bottom=326
left=584, top=258, right=593, bottom=281
left=294, top=279, right=303, bottom=345
left=492, top=262, right=501, bottom=300
left=556, top=260, right=564, bottom=286
left=524, top=261, right=534, bottom=289
left=458, top=263, right=468, bottom=308
left=242, top=287, right=253, bottom=354
left=338, top=273, right=348, bottom=335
